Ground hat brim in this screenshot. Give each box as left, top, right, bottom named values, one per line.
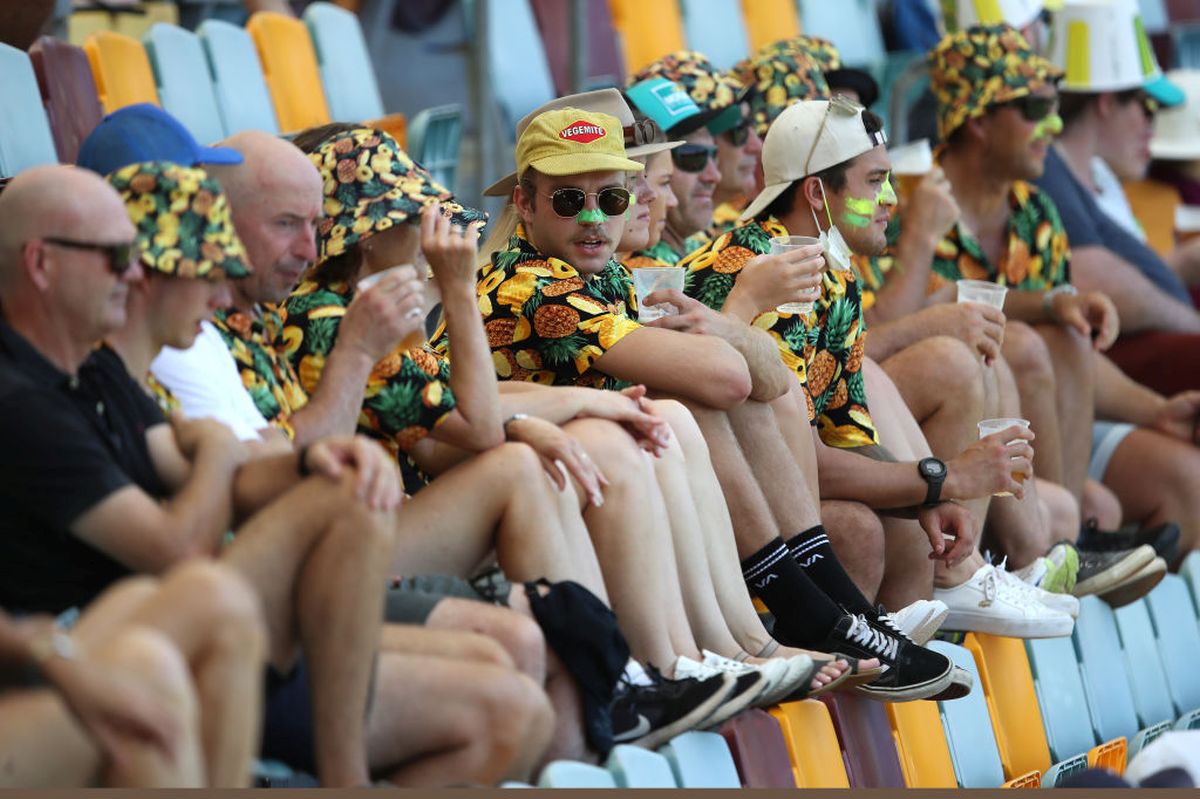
left=530, top=152, right=645, bottom=177
left=1149, top=139, right=1200, bottom=161
left=739, top=180, right=794, bottom=223
left=196, top=144, right=244, bottom=166
left=826, top=68, right=880, bottom=109
left=485, top=144, right=670, bottom=197
left=1146, top=74, right=1186, bottom=109
left=483, top=172, right=519, bottom=198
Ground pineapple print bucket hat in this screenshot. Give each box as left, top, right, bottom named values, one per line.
left=731, top=41, right=831, bottom=137
left=929, top=22, right=1062, bottom=142
left=309, top=127, right=486, bottom=265
left=107, top=161, right=250, bottom=280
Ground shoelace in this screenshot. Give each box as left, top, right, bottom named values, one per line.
left=876, top=605, right=916, bottom=644
left=983, top=561, right=1047, bottom=610
left=847, top=614, right=899, bottom=660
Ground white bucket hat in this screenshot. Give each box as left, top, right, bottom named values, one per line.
left=1151, top=69, right=1200, bottom=160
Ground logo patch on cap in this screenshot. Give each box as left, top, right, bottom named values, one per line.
left=559, top=121, right=607, bottom=143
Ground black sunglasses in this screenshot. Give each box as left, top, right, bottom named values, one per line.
left=723, top=120, right=751, bottom=147
left=540, top=186, right=632, bottom=219
left=995, top=95, right=1057, bottom=123
left=672, top=143, right=719, bottom=173
left=42, top=237, right=136, bottom=276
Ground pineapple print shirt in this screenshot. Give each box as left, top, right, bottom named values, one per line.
left=211, top=305, right=307, bottom=439
left=678, top=216, right=881, bottom=449
left=468, top=228, right=642, bottom=391
left=280, top=277, right=456, bottom=459
left=858, top=180, right=1071, bottom=297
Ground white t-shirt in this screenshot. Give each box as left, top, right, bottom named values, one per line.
left=1091, top=156, right=1147, bottom=242
left=150, top=320, right=271, bottom=441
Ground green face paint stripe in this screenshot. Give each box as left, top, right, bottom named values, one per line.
left=877, top=176, right=897, bottom=206
left=844, top=196, right=876, bottom=215
left=1033, top=113, right=1063, bottom=141
left=841, top=210, right=873, bottom=229
left=576, top=208, right=605, bottom=224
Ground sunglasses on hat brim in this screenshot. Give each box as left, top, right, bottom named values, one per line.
left=672, top=143, right=719, bottom=173
left=537, top=186, right=632, bottom=218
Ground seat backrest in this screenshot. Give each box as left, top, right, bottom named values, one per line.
left=1145, top=574, right=1200, bottom=715
left=83, top=30, right=159, bottom=113
left=529, top=0, right=625, bottom=96
left=1073, top=595, right=1144, bottom=744
left=1114, top=598, right=1180, bottom=728
left=927, top=640, right=1006, bottom=788
left=142, top=23, right=225, bottom=145
left=886, top=699, right=958, bottom=787
left=740, top=0, right=801, bottom=53
left=1181, top=550, right=1200, bottom=619
left=197, top=19, right=279, bottom=135
left=1140, top=0, right=1171, bottom=32
left=768, top=700, right=850, bottom=787
left=679, top=0, right=750, bottom=70
left=29, top=36, right=104, bottom=164
left=604, top=744, right=677, bottom=787
left=819, top=692, right=905, bottom=787
left=303, top=2, right=385, bottom=123
left=246, top=11, right=331, bottom=133
left=1025, top=635, right=1106, bottom=763
left=0, top=43, right=60, bottom=177
left=717, top=708, right=796, bottom=788
left=607, top=0, right=686, bottom=75
left=658, top=730, right=741, bottom=788
left=964, top=632, right=1053, bottom=779
left=796, top=0, right=886, bottom=67
left=405, top=104, right=462, bottom=191
left=536, top=760, right=617, bottom=787
left=484, top=0, right=556, bottom=137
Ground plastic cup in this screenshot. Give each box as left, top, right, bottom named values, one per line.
left=769, top=235, right=821, bottom=315
left=632, top=266, right=685, bottom=322
left=977, top=417, right=1031, bottom=496
left=888, top=138, right=933, bottom=204
left=956, top=279, right=1008, bottom=311
left=358, top=264, right=427, bottom=352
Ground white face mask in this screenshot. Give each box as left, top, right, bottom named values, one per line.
left=810, top=178, right=853, bottom=272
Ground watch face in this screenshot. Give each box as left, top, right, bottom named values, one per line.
left=923, top=459, right=945, bottom=477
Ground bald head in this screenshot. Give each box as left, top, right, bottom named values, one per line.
left=211, top=130, right=322, bottom=214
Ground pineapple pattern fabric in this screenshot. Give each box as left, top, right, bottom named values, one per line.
left=678, top=216, right=880, bottom=448
left=466, top=227, right=642, bottom=391
left=280, top=278, right=456, bottom=457
left=211, top=305, right=306, bottom=439
left=860, top=180, right=1070, bottom=296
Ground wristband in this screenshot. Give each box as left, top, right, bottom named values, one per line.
left=1042, top=283, right=1078, bottom=319
left=297, top=444, right=312, bottom=477
left=502, top=413, right=529, bottom=438
left=30, top=628, right=76, bottom=665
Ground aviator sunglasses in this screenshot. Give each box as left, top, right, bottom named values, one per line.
left=671, top=143, right=719, bottom=173
left=42, top=237, right=137, bottom=276
left=993, top=94, right=1058, bottom=123
left=539, top=186, right=633, bottom=218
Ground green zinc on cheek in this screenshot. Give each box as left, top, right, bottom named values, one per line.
left=842, top=195, right=876, bottom=229
left=1033, top=113, right=1063, bottom=140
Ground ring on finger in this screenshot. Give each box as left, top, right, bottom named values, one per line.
left=404, top=307, right=424, bottom=321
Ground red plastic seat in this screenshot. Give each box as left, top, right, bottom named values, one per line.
left=819, top=692, right=906, bottom=787
left=718, top=708, right=796, bottom=788
left=29, top=36, right=104, bottom=164
left=529, top=0, right=624, bottom=95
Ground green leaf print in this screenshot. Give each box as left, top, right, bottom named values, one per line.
left=696, top=272, right=734, bottom=310
left=371, top=380, right=421, bottom=431
left=824, top=299, right=855, bottom=354
left=306, top=316, right=341, bottom=356
left=847, top=370, right=867, bottom=406
left=540, top=333, right=590, bottom=369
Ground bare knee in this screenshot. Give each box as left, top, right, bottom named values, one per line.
left=925, top=336, right=985, bottom=406
left=165, top=561, right=267, bottom=649
left=100, top=627, right=199, bottom=736
left=1083, top=477, right=1123, bottom=530
left=1003, top=322, right=1055, bottom=385
left=821, top=500, right=886, bottom=599
left=428, top=598, right=539, bottom=674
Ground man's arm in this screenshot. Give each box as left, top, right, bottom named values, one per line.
left=596, top=325, right=752, bottom=410
left=1093, top=352, right=1200, bottom=445
left=867, top=302, right=1006, bottom=364
left=1070, top=245, right=1200, bottom=334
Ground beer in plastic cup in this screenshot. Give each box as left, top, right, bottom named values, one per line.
left=632, top=266, right=685, bottom=322
left=956, top=279, right=1008, bottom=310
left=769, top=235, right=822, bottom=316
left=977, top=417, right=1031, bottom=496
left=888, top=139, right=933, bottom=204
left=358, top=264, right=427, bottom=351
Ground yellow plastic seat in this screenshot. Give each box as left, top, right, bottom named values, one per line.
left=885, top=697, right=957, bottom=787
left=1003, top=771, right=1044, bottom=788
left=1123, top=177, right=1181, bottom=257
left=768, top=700, right=849, bottom=788
left=607, top=0, right=685, bottom=75
left=82, top=30, right=159, bottom=113
left=69, top=1, right=179, bottom=45
left=740, top=0, right=802, bottom=52
left=1088, top=737, right=1128, bottom=775
left=964, top=632, right=1053, bottom=779
left=246, top=11, right=331, bottom=134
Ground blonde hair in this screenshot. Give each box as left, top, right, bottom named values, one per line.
left=478, top=202, right=521, bottom=269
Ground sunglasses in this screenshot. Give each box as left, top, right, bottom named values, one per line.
left=995, top=95, right=1057, bottom=123
left=1116, top=89, right=1159, bottom=118
left=42, top=237, right=136, bottom=276
left=803, top=94, right=877, bottom=175
left=723, top=120, right=751, bottom=147
left=541, top=186, right=632, bottom=218
left=672, top=143, right=719, bottom=173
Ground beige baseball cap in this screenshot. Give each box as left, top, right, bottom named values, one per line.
left=483, top=88, right=678, bottom=197
left=740, top=97, right=886, bottom=222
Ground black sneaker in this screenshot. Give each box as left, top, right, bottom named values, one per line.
left=609, top=667, right=733, bottom=750
left=812, top=613, right=954, bottom=702
left=1073, top=544, right=1156, bottom=598
left=701, top=671, right=767, bottom=729
left=1078, top=521, right=1181, bottom=564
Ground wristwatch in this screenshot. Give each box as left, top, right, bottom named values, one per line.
left=918, top=457, right=947, bottom=507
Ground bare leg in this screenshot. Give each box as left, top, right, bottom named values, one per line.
left=1035, top=323, right=1095, bottom=501
left=821, top=500, right=886, bottom=602
left=1082, top=478, right=1123, bottom=531
left=1099, top=429, right=1200, bottom=557
left=1002, top=322, right=1065, bottom=489
left=881, top=336, right=985, bottom=458
left=1036, top=478, right=1081, bottom=544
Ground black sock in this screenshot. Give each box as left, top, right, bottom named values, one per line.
left=786, top=525, right=875, bottom=615
left=741, top=537, right=844, bottom=645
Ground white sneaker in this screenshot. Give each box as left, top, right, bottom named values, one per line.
left=700, top=650, right=812, bottom=706
left=934, top=564, right=1075, bottom=638
left=995, top=561, right=1080, bottom=619
left=885, top=599, right=949, bottom=645
left=673, top=656, right=767, bottom=726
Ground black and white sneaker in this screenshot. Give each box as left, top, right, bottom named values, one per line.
left=1077, top=521, right=1181, bottom=564
left=609, top=667, right=733, bottom=750
left=1073, top=544, right=1158, bottom=601
left=812, top=613, right=955, bottom=702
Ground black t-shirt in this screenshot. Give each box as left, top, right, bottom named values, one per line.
left=0, top=326, right=167, bottom=614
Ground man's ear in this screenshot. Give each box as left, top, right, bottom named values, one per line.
left=1094, top=92, right=1118, bottom=120
left=21, top=240, right=50, bottom=291
left=800, top=176, right=824, bottom=213
left=513, top=181, right=535, bottom=226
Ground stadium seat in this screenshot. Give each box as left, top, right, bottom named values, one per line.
left=1114, top=599, right=1182, bottom=729
left=406, top=104, right=463, bottom=192
left=529, top=0, right=625, bottom=95
left=303, top=2, right=385, bottom=124
left=886, top=698, right=958, bottom=787
left=819, top=692, right=905, bottom=787
left=606, top=0, right=686, bottom=75
left=678, top=0, right=750, bottom=70
left=740, top=0, right=802, bottom=53
left=769, top=700, right=850, bottom=787
left=604, top=744, right=677, bottom=787
left=1144, top=574, right=1200, bottom=717
left=718, top=708, right=796, bottom=788
left=1073, top=596, right=1149, bottom=747
left=1141, top=0, right=1171, bottom=33
left=1173, top=20, right=1200, bottom=67
left=1180, top=551, right=1200, bottom=618
left=83, top=30, right=159, bottom=113
left=484, top=0, right=556, bottom=136
left=142, top=24, right=225, bottom=145
left=68, top=1, right=179, bottom=46
left=537, top=760, right=617, bottom=788
left=29, top=36, right=104, bottom=164
left=197, top=19, right=279, bottom=135
left=0, top=43, right=60, bottom=177
left=796, top=0, right=886, bottom=67
left=246, top=11, right=331, bottom=133
left=926, top=640, right=1009, bottom=788
left=658, top=731, right=741, bottom=788
left=962, top=632, right=1053, bottom=780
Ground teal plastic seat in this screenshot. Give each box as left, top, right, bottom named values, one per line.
left=927, top=640, right=1006, bottom=788
left=303, top=2, right=386, bottom=124
left=1180, top=551, right=1200, bottom=619
left=0, top=43, right=60, bottom=177
left=406, top=104, right=463, bottom=192
left=537, top=760, right=616, bottom=788
left=197, top=19, right=279, bottom=135
left=484, top=0, right=555, bottom=135
left=678, top=0, right=749, bottom=70
left=143, top=23, right=226, bottom=144
left=1144, top=575, right=1200, bottom=716
left=1073, top=596, right=1144, bottom=744
left=1115, top=599, right=1181, bottom=728
left=1025, top=635, right=1101, bottom=763
left=796, top=0, right=886, bottom=67
left=604, top=744, right=677, bottom=788
left=658, top=731, right=740, bottom=788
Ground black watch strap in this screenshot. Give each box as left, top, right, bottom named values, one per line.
left=919, top=457, right=945, bottom=507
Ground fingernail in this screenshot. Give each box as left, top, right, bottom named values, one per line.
left=592, top=492, right=604, bottom=507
